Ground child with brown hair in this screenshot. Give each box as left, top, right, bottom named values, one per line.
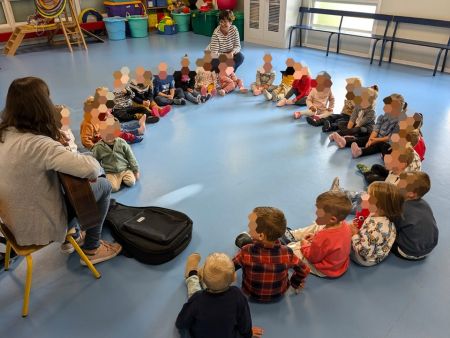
left=351, top=182, right=404, bottom=266
left=394, top=172, right=438, bottom=260
left=285, top=191, right=353, bottom=278
left=233, top=207, right=310, bottom=302
left=176, top=252, right=260, bottom=338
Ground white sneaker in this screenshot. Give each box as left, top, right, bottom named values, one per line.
left=61, top=231, right=85, bottom=254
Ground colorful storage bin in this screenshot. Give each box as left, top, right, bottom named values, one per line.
left=127, top=15, right=149, bottom=37
left=171, top=12, right=190, bottom=32
left=103, top=16, right=127, bottom=40
left=104, top=1, right=144, bottom=17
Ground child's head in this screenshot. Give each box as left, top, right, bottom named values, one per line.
left=345, top=77, right=362, bottom=94
left=383, top=93, right=407, bottom=117
left=384, top=146, right=415, bottom=174
left=98, top=116, right=121, bottom=144
left=315, top=191, right=352, bottom=226
left=248, top=207, right=286, bottom=243
left=398, top=172, right=431, bottom=200
left=314, top=71, right=333, bottom=91
left=54, top=104, right=71, bottom=131
left=362, top=182, right=404, bottom=221
left=202, top=253, right=236, bottom=292
left=412, top=112, right=424, bottom=130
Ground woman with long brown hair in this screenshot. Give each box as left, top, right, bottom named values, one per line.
left=0, top=77, right=121, bottom=265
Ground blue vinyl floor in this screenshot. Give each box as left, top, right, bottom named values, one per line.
left=1, top=32, right=450, bottom=338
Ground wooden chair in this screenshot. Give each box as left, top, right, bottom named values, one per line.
left=0, top=222, right=101, bottom=317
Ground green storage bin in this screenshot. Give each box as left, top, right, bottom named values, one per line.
left=204, top=10, right=219, bottom=37
left=234, top=11, right=244, bottom=41
left=172, top=12, right=191, bottom=32
left=191, top=10, right=203, bottom=35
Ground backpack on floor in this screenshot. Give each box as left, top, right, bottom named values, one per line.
left=105, top=200, right=193, bottom=265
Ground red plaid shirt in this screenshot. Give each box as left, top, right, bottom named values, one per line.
left=233, top=241, right=310, bottom=302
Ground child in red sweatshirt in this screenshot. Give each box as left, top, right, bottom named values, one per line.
left=287, top=191, right=353, bottom=278
left=276, top=73, right=312, bottom=107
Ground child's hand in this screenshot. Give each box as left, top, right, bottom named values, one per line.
left=350, top=222, right=359, bottom=235
left=143, top=100, right=150, bottom=107
left=304, top=233, right=314, bottom=241
left=134, top=172, right=140, bottom=180
left=252, top=327, right=264, bottom=338
left=187, top=88, right=193, bottom=93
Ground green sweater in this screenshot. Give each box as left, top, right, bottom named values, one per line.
left=92, top=138, right=139, bottom=174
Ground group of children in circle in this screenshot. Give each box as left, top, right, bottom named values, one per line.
left=53, top=53, right=437, bottom=337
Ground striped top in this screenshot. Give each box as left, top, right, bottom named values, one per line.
left=207, top=25, right=241, bottom=55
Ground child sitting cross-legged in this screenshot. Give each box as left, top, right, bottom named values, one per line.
left=351, top=182, right=404, bottom=266
left=282, top=191, right=353, bottom=278
left=233, top=207, right=310, bottom=302
left=176, top=252, right=263, bottom=338
left=393, top=172, right=438, bottom=260
left=92, top=116, right=140, bottom=192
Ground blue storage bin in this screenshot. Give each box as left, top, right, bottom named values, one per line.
left=158, top=24, right=177, bottom=35
left=154, top=0, right=168, bottom=7
left=104, top=16, right=127, bottom=40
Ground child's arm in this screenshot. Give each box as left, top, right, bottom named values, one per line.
left=122, top=142, right=139, bottom=174
left=236, top=295, right=253, bottom=338
left=300, top=232, right=327, bottom=264
left=294, top=76, right=311, bottom=102
left=232, top=251, right=243, bottom=271
left=289, top=252, right=310, bottom=290
left=351, top=219, right=372, bottom=259
left=355, top=109, right=375, bottom=129
left=175, top=301, right=196, bottom=331
left=255, top=71, right=262, bottom=87
left=306, top=90, right=316, bottom=112
left=267, top=72, right=275, bottom=86
left=327, top=90, right=335, bottom=111
left=80, top=123, right=97, bottom=150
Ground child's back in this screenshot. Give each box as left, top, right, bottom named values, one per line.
left=176, top=286, right=252, bottom=338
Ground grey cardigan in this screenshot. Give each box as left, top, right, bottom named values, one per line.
left=0, top=128, right=102, bottom=245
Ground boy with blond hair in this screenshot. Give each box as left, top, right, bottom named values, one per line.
left=286, top=191, right=353, bottom=278
left=394, top=172, right=438, bottom=260
left=176, top=252, right=256, bottom=338
left=233, top=207, right=310, bottom=302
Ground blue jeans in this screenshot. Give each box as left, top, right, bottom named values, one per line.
left=76, top=177, right=112, bottom=250
left=211, top=52, right=245, bottom=72
left=120, top=120, right=140, bottom=136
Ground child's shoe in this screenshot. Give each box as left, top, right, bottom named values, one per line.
left=151, top=106, right=160, bottom=118
left=334, top=133, right=347, bottom=148
left=286, top=99, right=295, bottom=105
left=180, top=98, right=187, bottom=105
left=356, top=163, right=371, bottom=174
left=277, top=98, right=287, bottom=107
left=239, top=87, right=249, bottom=94
left=210, top=88, right=217, bottom=96
left=130, top=135, right=144, bottom=144
left=322, top=120, right=331, bottom=132
left=280, top=227, right=296, bottom=245
left=351, top=142, right=363, bottom=158
left=330, top=176, right=340, bottom=192
left=200, top=86, right=207, bottom=97
left=263, top=89, right=272, bottom=101
left=218, top=89, right=226, bottom=96
left=201, top=94, right=211, bottom=103
left=159, top=105, right=172, bottom=117
left=184, top=253, right=201, bottom=278
left=253, top=88, right=262, bottom=96
left=271, top=94, right=279, bottom=102
left=293, top=111, right=302, bottom=119
left=306, top=115, right=323, bottom=126
left=173, top=98, right=183, bottom=105
left=61, top=230, right=85, bottom=254
left=145, top=115, right=160, bottom=124
left=235, top=232, right=253, bottom=249
left=196, top=95, right=202, bottom=104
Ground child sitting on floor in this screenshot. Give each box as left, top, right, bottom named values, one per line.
left=217, top=57, right=248, bottom=96
left=284, top=191, right=353, bottom=278
left=329, top=86, right=378, bottom=149
left=92, top=116, right=140, bottom=192
left=350, top=93, right=407, bottom=158
left=264, top=67, right=295, bottom=102
left=251, top=56, right=276, bottom=96
left=173, top=54, right=202, bottom=104
left=394, top=172, right=438, bottom=260
left=153, top=69, right=186, bottom=106
left=233, top=207, right=310, bottom=302
left=351, top=182, right=404, bottom=266
left=276, top=66, right=312, bottom=107
left=294, top=71, right=334, bottom=122
left=112, top=86, right=160, bottom=124
left=128, top=80, right=172, bottom=117
left=80, top=95, right=145, bottom=150
left=195, top=66, right=217, bottom=101
left=176, top=252, right=262, bottom=338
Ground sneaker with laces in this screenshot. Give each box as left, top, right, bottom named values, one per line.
left=263, top=89, right=272, bottom=101
left=80, top=241, right=122, bottom=266
left=61, top=230, right=85, bottom=254
left=145, top=115, right=159, bottom=124
left=173, top=98, right=183, bottom=105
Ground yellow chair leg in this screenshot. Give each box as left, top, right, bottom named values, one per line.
left=4, top=241, right=11, bottom=271
left=67, top=235, right=101, bottom=279
left=22, top=255, right=33, bottom=317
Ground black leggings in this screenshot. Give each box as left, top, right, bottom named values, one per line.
left=112, top=106, right=149, bottom=122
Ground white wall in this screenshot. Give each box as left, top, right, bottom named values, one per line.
left=301, top=0, right=450, bottom=72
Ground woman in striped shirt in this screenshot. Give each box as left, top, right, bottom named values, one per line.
left=207, top=10, right=245, bottom=72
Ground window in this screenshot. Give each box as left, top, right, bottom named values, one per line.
left=313, top=1, right=377, bottom=33
left=0, top=0, right=8, bottom=24
left=9, top=0, right=35, bottom=23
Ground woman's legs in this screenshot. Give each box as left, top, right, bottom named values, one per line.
left=233, top=52, right=244, bottom=71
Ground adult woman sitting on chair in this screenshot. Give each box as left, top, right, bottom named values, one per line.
left=207, top=10, right=244, bottom=71
left=0, top=77, right=121, bottom=265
